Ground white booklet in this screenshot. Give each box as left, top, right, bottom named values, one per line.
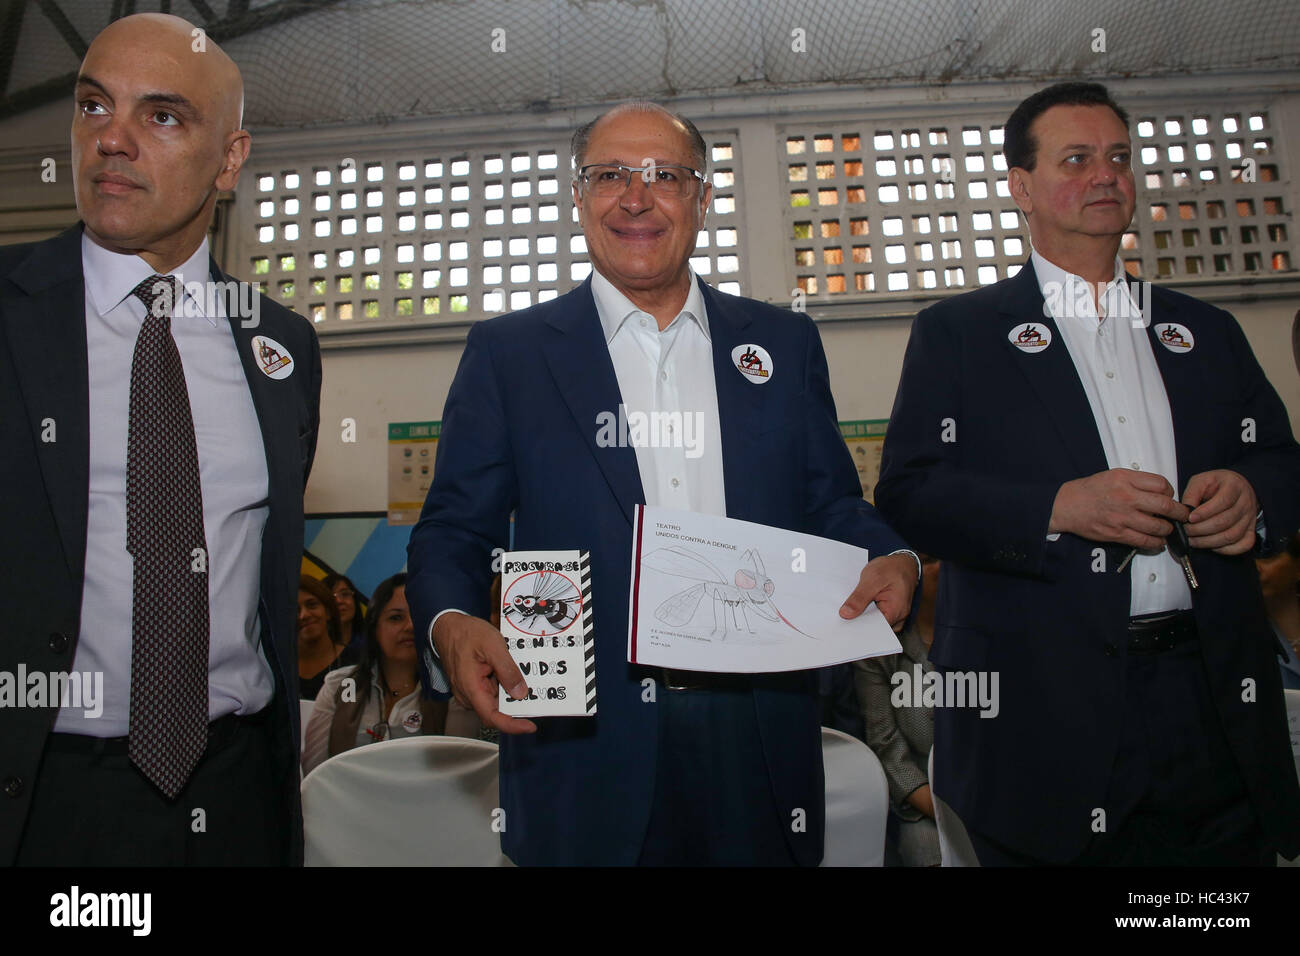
left=627, top=506, right=902, bottom=673
left=498, top=550, right=596, bottom=717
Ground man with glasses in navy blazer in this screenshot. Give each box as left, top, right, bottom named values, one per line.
left=407, top=102, right=918, bottom=866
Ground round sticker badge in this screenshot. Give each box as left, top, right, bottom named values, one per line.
left=732, top=343, right=774, bottom=383
left=1154, top=322, right=1194, bottom=353
left=401, top=711, right=422, bottom=733
left=1008, top=322, right=1052, bottom=353
left=250, top=335, right=295, bottom=379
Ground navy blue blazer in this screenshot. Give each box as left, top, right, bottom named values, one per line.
left=406, top=276, right=908, bottom=865
left=875, top=259, right=1300, bottom=862
left=0, top=225, right=321, bottom=864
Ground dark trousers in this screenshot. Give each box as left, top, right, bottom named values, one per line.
left=16, top=707, right=285, bottom=866
left=970, top=639, right=1273, bottom=866
left=637, top=684, right=796, bottom=866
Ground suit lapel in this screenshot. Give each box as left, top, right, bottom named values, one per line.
left=214, top=260, right=298, bottom=530
left=540, top=279, right=644, bottom=525
left=1140, top=288, right=1204, bottom=488
left=999, top=260, right=1108, bottom=477
left=3, top=226, right=90, bottom=577
left=699, top=280, right=764, bottom=520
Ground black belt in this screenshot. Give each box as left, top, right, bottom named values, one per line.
left=45, top=707, right=271, bottom=757
left=659, top=668, right=753, bottom=692
left=1126, top=610, right=1197, bottom=656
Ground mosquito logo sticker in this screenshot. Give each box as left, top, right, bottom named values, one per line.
left=1008, top=322, right=1051, bottom=353
left=731, top=343, right=774, bottom=383
left=1154, top=322, right=1195, bottom=352
left=251, top=335, right=294, bottom=379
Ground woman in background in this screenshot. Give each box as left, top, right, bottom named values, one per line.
left=854, top=554, right=941, bottom=866
left=324, top=572, right=366, bottom=652
left=303, top=573, right=456, bottom=775
left=1257, top=532, right=1300, bottom=690
left=298, top=575, right=357, bottom=700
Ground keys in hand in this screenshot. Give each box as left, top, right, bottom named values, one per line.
left=1116, top=524, right=1198, bottom=592
left=1166, top=522, right=1199, bottom=591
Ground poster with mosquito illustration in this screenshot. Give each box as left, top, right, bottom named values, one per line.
left=628, top=505, right=901, bottom=673
left=498, top=550, right=596, bottom=717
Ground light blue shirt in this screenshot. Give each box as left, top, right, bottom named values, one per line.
left=54, top=235, right=274, bottom=736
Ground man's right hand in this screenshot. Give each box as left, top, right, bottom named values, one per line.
left=432, top=611, right=537, bottom=735
left=1048, top=468, right=1190, bottom=549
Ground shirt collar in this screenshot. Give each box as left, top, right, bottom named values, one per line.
left=590, top=267, right=710, bottom=344
left=82, top=233, right=218, bottom=327
left=1030, top=248, right=1132, bottom=326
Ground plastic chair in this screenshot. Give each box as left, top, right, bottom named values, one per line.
left=302, top=736, right=511, bottom=866
left=1282, top=689, right=1300, bottom=867
left=929, top=747, right=980, bottom=866
left=820, top=727, right=889, bottom=866
left=1286, top=689, right=1300, bottom=782
left=299, top=698, right=314, bottom=748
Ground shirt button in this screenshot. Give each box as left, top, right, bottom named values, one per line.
left=2, top=776, right=22, bottom=798
left=660, top=371, right=668, bottom=382
left=671, top=478, right=680, bottom=488
left=1117, top=415, right=1126, bottom=423
left=1130, top=462, right=1140, bottom=469
left=1149, top=573, right=1157, bottom=582
left=1105, top=371, right=1115, bottom=379
left=640, top=318, right=648, bottom=327
left=48, top=632, right=69, bottom=654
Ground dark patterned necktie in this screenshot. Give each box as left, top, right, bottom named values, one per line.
left=125, top=274, right=210, bottom=799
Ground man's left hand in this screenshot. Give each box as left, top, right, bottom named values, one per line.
left=1183, top=469, right=1258, bottom=555
left=839, top=553, right=918, bottom=631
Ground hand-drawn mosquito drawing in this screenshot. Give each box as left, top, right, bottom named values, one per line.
left=502, top=570, right=581, bottom=636
left=642, top=546, right=812, bottom=640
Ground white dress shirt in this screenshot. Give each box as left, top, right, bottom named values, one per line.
left=55, top=235, right=275, bottom=736
left=590, top=268, right=726, bottom=515
left=1033, top=249, right=1192, bottom=615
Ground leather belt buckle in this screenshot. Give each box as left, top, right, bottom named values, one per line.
left=659, top=668, right=752, bottom=692
left=661, top=668, right=701, bottom=692
left=1126, top=610, right=1196, bottom=656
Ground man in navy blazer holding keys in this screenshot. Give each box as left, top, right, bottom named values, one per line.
left=407, top=102, right=918, bottom=866
left=876, top=82, right=1300, bottom=865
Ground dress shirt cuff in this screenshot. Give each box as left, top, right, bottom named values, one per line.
left=889, top=549, right=923, bottom=583
left=423, top=608, right=467, bottom=695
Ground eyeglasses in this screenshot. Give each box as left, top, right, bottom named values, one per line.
left=577, top=163, right=706, bottom=198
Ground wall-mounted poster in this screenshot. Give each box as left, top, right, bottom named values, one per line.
left=388, top=421, right=439, bottom=526
left=302, top=512, right=413, bottom=603
left=839, top=419, right=888, bottom=503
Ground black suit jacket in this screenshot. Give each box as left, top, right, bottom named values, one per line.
left=875, top=260, right=1300, bottom=861
left=0, top=225, right=321, bottom=864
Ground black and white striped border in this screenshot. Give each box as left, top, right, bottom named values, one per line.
left=579, top=550, right=596, bottom=715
